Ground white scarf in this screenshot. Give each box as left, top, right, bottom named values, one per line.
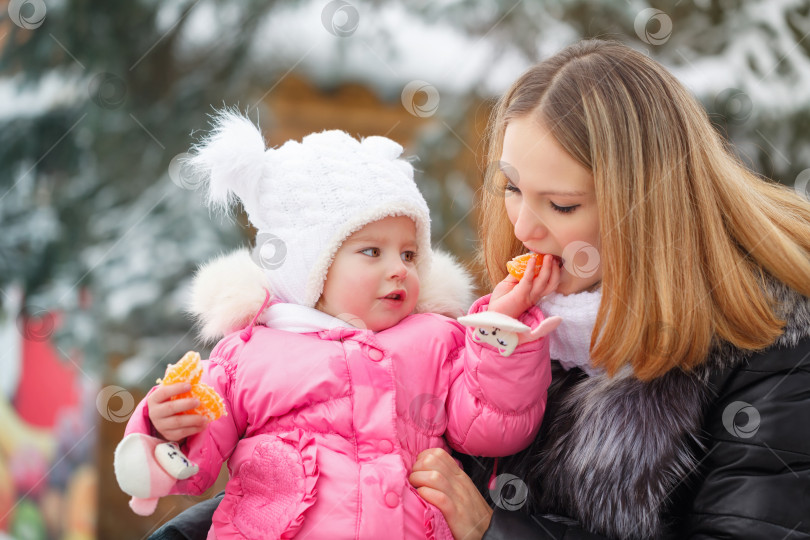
left=259, top=303, right=354, bottom=333
left=539, top=288, right=603, bottom=376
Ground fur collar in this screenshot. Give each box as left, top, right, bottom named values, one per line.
left=523, top=279, right=810, bottom=539
left=186, top=248, right=477, bottom=342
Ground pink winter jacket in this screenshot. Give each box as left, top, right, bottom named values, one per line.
left=124, top=251, right=552, bottom=539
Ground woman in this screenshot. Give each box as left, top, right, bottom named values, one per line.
left=408, top=39, right=810, bottom=539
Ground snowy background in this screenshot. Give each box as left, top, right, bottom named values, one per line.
left=2, top=0, right=810, bottom=389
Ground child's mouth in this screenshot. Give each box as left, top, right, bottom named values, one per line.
left=381, top=290, right=406, bottom=302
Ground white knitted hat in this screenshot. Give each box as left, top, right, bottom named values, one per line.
left=188, top=110, right=432, bottom=308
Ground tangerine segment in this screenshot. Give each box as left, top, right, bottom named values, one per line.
left=506, top=253, right=545, bottom=280
left=158, top=351, right=227, bottom=422
left=158, top=351, right=203, bottom=386
left=178, top=382, right=226, bottom=422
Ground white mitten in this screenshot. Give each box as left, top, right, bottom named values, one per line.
left=114, top=433, right=199, bottom=516
left=458, top=312, right=562, bottom=357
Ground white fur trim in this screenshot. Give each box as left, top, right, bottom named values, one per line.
left=413, top=250, right=476, bottom=319
left=188, top=248, right=475, bottom=340
left=187, top=249, right=272, bottom=343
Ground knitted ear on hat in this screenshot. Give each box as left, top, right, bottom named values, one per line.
left=360, top=135, right=416, bottom=179
left=187, top=109, right=268, bottom=213
left=360, top=135, right=404, bottom=161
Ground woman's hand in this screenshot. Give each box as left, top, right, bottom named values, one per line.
left=147, top=383, right=208, bottom=442
left=409, top=448, right=493, bottom=540
left=489, top=254, right=560, bottom=319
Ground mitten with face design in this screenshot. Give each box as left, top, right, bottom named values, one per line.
left=114, top=432, right=200, bottom=516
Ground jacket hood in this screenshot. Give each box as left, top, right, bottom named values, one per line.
left=187, top=248, right=477, bottom=343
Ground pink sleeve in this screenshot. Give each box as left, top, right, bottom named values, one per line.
left=123, top=353, right=243, bottom=496
left=124, top=386, right=161, bottom=439
left=444, top=294, right=552, bottom=457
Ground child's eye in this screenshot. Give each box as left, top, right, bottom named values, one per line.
left=401, top=251, right=416, bottom=263
left=550, top=202, right=579, bottom=214
left=360, top=248, right=380, bottom=257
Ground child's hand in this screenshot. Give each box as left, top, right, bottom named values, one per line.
left=488, top=254, right=560, bottom=319
left=147, top=383, right=209, bottom=442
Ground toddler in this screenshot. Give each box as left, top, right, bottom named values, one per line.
left=114, top=112, right=560, bottom=539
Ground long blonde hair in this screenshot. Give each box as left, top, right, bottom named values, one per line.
left=481, top=40, right=810, bottom=380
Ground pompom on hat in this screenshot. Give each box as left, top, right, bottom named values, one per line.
left=188, top=110, right=432, bottom=308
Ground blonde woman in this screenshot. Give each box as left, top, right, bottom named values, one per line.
left=408, top=40, right=810, bottom=539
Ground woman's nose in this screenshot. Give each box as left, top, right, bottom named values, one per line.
left=513, top=202, right=546, bottom=243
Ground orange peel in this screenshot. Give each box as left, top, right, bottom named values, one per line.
left=157, top=351, right=226, bottom=422
left=506, top=252, right=546, bottom=280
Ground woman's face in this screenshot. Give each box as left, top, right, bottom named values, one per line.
left=501, top=115, right=602, bottom=295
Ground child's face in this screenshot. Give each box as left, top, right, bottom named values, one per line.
left=317, top=216, right=420, bottom=332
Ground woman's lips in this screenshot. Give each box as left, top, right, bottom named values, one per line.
left=526, top=250, right=565, bottom=268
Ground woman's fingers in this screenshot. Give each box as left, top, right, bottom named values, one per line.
left=410, top=448, right=494, bottom=540
left=411, top=449, right=463, bottom=497
left=409, top=470, right=455, bottom=507
left=412, top=448, right=458, bottom=473
left=413, top=485, right=454, bottom=517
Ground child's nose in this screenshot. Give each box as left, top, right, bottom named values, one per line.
left=388, top=257, right=408, bottom=280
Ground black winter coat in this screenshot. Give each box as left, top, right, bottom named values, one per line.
left=478, top=280, right=810, bottom=539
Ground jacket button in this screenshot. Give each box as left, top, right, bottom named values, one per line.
left=379, top=439, right=394, bottom=453
left=368, top=349, right=384, bottom=361
left=384, top=491, right=399, bottom=508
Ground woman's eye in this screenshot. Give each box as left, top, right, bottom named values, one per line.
left=401, top=251, right=416, bottom=263
left=360, top=248, right=380, bottom=257
left=550, top=202, right=579, bottom=214
left=504, top=183, right=521, bottom=194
